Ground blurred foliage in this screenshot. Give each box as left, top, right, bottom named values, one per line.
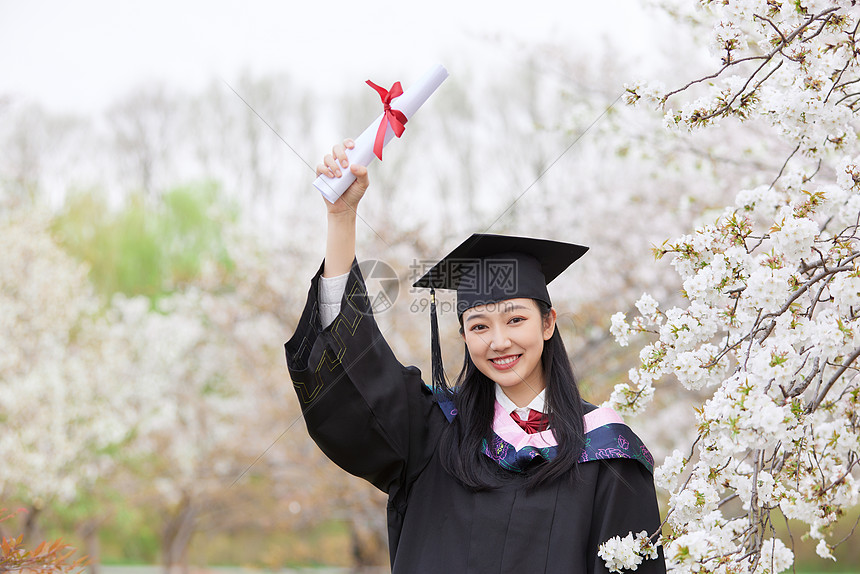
left=87, top=504, right=160, bottom=565
left=51, top=183, right=237, bottom=301
left=42, top=502, right=354, bottom=569
left=46, top=487, right=160, bottom=565
left=187, top=521, right=353, bottom=569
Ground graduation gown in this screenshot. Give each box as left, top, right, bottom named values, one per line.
left=285, top=261, right=666, bottom=573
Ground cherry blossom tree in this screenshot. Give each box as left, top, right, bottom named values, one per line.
left=51, top=188, right=306, bottom=573
left=606, top=2, right=860, bottom=572
left=0, top=187, right=314, bottom=570
left=0, top=206, right=137, bottom=533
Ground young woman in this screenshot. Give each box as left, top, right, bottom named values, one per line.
left=285, top=140, right=666, bottom=573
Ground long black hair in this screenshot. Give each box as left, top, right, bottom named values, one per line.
left=436, top=300, right=586, bottom=490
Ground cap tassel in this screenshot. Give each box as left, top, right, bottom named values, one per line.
left=429, top=288, right=451, bottom=400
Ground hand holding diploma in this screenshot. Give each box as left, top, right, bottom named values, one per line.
left=316, top=139, right=368, bottom=218
left=313, top=64, right=449, bottom=203
left=317, top=138, right=369, bottom=278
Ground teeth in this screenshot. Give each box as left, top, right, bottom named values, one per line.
left=492, top=356, right=519, bottom=365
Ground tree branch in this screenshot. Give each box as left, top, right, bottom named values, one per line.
left=810, top=346, right=860, bottom=411
left=663, top=8, right=840, bottom=108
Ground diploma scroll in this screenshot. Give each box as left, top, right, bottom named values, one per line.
left=313, top=64, right=449, bottom=203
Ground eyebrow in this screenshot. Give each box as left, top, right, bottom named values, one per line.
left=464, top=304, right=531, bottom=323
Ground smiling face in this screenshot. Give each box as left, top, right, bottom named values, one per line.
left=461, top=298, right=557, bottom=407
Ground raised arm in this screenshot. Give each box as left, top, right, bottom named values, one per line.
left=316, top=139, right=369, bottom=277
left=287, top=143, right=441, bottom=493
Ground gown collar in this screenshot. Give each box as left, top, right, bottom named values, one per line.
left=431, top=390, right=655, bottom=474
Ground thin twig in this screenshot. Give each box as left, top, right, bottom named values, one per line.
left=832, top=512, right=860, bottom=549
left=769, top=144, right=801, bottom=191
left=811, top=346, right=860, bottom=410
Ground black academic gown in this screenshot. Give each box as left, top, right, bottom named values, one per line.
left=285, top=261, right=666, bottom=574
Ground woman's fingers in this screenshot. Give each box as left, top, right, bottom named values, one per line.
left=315, top=154, right=341, bottom=178
left=333, top=138, right=356, bottom=167
left=332, top=143, right=349, bottom=168
left=316, top=139, right=357, bottom=177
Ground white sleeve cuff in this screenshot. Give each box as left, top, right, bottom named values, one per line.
left=319, top=272, right=349, bottom=328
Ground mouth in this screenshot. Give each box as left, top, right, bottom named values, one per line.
left=490, top=354, right=521, bottom=370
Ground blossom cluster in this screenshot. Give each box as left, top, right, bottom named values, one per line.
left=605, top=2, right=860, bottom=573
left=598, top=531, right=660, bottom=573
left=629, top=1, right=860, bottom=156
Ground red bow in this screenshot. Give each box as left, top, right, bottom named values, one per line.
left=366, top=80, right=408, bottom=160
left=511, top=410, right=550, bottom=434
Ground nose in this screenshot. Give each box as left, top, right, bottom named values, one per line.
left=489, top=330, right=511, bottom=352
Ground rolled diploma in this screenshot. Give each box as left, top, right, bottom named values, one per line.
left=313, top=64, right=449, bottom=203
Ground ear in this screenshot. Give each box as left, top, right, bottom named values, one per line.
left=543, top=308, right=557, bottom=340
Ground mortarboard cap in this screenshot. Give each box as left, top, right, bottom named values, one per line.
left=413, top=234, right=589, bottom=314
left=412, top=233, right=588, bottom=399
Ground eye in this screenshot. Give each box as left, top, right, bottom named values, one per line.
left=509, top=316, right=526, bottom=325
left=469, top=323, right=487, bottom=332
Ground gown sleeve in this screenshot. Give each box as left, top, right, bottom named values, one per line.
left=588, top=458, right=667, bottom=574
left=285, top=259, right=440, bottom=494
left=588, top=458, right=666, bottom=574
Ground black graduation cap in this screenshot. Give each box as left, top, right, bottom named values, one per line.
left=412, top=233, right=589, bottom=396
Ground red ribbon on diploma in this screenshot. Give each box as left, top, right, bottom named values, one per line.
left=366, top=80, right=408, bottom=161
